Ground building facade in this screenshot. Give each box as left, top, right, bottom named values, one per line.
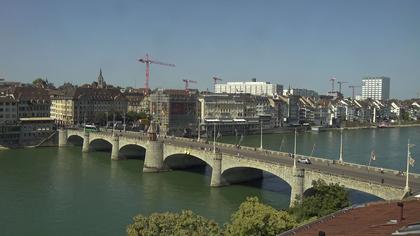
left=361, top=76, right=390, bottom=100
left=215, top=79, right=283, bottom=97
left=51, top=87, right=128, bottom=126
left=0, top=96, right=17, bottom=124
left=283, top=88, right=319, bottom=98
left=149, top=89, right=198, bottom=136
left=198, top=93, right=278, bottom=136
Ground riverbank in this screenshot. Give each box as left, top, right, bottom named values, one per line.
left=311, top=122, right=420, bottom=132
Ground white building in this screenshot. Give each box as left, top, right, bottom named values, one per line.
left=215, top=79, right=283, bottom=97
left=361, top=76, right=390, bottom=100
left=283, top=88, right=319, bottom=98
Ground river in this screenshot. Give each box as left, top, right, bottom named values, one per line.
left=0, top=127, right=418, bottom=235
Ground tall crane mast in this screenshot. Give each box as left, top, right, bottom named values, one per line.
left=349, top=85, right=361, bottom=99
left=329, top=77, right=337, bottom=93
left=212, top=76, right=222, bottom=92
left=182, top=79, right=197, bottom=95
left=337, top=81, right=348, bottom=94
left=138, top=53, right=175, bottom=92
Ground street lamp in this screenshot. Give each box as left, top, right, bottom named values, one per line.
left=213, top=122, right=216, bottom=153
left=123, top=112, right=126, bottom=132
left=293, top=128, right=297, bottom=168
left=105, top=111, right=108, bottom=131
left=259, top=121, right=263, bottom=149
left=112, top=113, right=116, bottom=136
left=339, top=128, right=344, bottom=162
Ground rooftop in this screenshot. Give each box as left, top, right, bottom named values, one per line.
left=280, top=199, right=420, bottom=236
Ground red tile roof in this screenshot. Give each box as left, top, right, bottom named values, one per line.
left=281, top=199, right=420, bottom=236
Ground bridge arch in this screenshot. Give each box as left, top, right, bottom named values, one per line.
left=221, top=157, right=295, bottom=188
left=221, top=166, right=292, bottom=192
left=118, top=144, right=146, bottom=159
left=89, top=138, right=113, bottom=152
left=304, top=172, right=405, bottom=201
left=164, top=153, right=212, bottom=171
left=67, top=134, right=83, bottom=146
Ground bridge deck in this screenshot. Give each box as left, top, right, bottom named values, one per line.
left=67, top=129, right=420, bottom=193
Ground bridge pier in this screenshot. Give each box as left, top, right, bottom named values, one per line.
left=111, top=135, right=120, bottom=160
left=82, top=132, right=90, bottom=153
left=143, top=141, right=164, bottom=172
left=58, top=129, right=68, bottom=147
left=210, top=152, right=223, bottom=187
left=290, top=168, right=305, bottom=207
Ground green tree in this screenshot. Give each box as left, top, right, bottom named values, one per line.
left=32, top=78, right=47, bottom=88
left=94, top=112, right=107, bottom=125
left=289, top=179, right=349, bottom=222
left=126, top=210, right=222, bottom=236
left=224, top=197, right=296, bottom=236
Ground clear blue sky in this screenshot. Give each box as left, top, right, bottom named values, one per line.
left=0, top=0, right=419, bottom=98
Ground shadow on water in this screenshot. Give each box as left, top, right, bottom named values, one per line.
left=223, top=169, right=292, bottom=194
left=119, top=144, right=146, bottom=160
left=67, top=135, right=83, bottom=146
left=164, top=154, right=211, bottom=176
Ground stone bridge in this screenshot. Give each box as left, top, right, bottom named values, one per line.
left=59, top=129, right=413, bottom=206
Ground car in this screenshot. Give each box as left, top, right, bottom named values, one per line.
left=298, top=158, right=311, bottom=164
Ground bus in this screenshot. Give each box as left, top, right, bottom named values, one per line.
left=84, top=124, right=99, bottom=132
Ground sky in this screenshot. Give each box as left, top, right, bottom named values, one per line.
left=0, top=0, right=419, bottom=99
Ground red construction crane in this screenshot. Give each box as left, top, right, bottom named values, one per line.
left=349, top=85, right=361, bottom=99
left=138, top=54, right=175, bottom=92
left=337, top=81, right=348, bottom=94
left=212, top=76, right=222, bottom=85
left=329, top=77, right=337, bottom=93
left=182, top=79, right=197, bottom=94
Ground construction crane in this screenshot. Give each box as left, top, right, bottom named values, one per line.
left=337, top=81, right=348, bottom=94
left=212, top=76, right=222, bottom=85
left=349, top=85, right=361, bottom=99
left=138, top=53, right=175, bottom=92
left=182, top=79, right=197, bottom=95
left=329, top=77, right=337, bottom=93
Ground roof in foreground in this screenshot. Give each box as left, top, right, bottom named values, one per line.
left=280, top=199, right=420, bottom=236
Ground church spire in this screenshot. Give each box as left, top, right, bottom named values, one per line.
left=97, top=68, right=105, bottom=88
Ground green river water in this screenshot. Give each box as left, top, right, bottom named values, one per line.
left=0, top=127, right=418, bottom=235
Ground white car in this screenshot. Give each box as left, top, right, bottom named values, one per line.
left=298, top=158, right=311, bottom=164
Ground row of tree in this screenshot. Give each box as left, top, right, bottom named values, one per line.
left=126, top=179, right=350, bottom=236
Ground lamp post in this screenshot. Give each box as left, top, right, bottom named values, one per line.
left=123, top=112, right=126, bottom=132
left=339, top=128, right=344, bottom=163
left=112, top=113, right=115, bottom=136
left=260, top=121, right=263, bottom=149
left=83, top=112, right=86, bottom=133
left=213, top=122, right=216, bottom=153
left=197, top=118, right=201, bottom=141
left=293, top=128, right=297, bottom=168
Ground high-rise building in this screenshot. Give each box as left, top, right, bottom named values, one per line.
left=361, top=76, right=390, bottom=100
left=215, top=79, right=283, bottom=97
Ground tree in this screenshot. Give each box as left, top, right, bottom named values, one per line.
left=224, top=197, right=296, bottom=236
left=94, top=112, right=107, bottom=125
left=126, top=210, right=222, bottom=236
left=32, top=78, right=47, bottom=88
left=289, top=179, right=349, bottom=222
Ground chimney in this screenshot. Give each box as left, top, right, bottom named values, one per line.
left=397, top=202, right=404, bottom=221
left=252, top=78, right=257, bottom=82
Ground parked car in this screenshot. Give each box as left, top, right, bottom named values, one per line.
left=298, top=158, right=311, bottom=164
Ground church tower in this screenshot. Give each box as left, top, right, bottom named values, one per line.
left=97, top=68, right=105, bottom=88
